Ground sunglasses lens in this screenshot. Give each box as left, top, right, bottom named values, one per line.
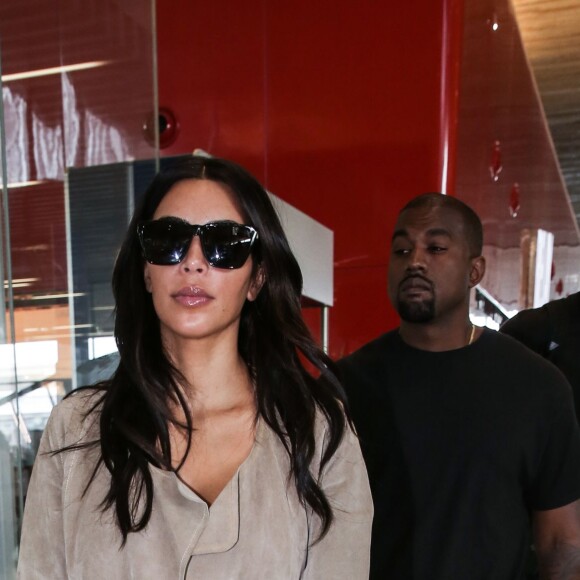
left=202, top=223, right=255, bottom=269
left=139, top=219, right=257, bottom=268
left=139, top=220, right=191, bottom=265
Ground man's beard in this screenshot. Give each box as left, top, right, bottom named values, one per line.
left=397, top=296, right=435, bottom=323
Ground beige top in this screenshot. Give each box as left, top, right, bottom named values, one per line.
left=17, top=390, right=373, bottom=579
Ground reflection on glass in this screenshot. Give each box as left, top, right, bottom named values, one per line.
left=0, top=0, right=157, bottom=575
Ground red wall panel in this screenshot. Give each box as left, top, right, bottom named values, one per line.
left=157, top=1, right=458, bottom=357
left=156, top=0, right=267, bottom=180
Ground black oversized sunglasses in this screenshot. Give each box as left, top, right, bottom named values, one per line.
left=137, top=217, right=258, bottom=269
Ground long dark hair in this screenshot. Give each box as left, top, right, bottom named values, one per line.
left=74, top=155, right=348, bottom=544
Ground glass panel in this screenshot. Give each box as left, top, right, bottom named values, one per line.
left=0, top=34, right=20, bottom=580
left=0, top=0, right=157, bottom=575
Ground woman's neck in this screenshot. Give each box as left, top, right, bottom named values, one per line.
left=166, top=337, right=256, bottom=421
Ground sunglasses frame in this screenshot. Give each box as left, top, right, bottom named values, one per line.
left=137, top=217, right=258, bottom=269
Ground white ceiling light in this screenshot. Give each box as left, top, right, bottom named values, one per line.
left=1, top=60, right=110, bottom=83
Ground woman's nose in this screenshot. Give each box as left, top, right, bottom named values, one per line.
left=180, top=235, right=208, bottom=273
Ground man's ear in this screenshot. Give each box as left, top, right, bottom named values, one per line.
left=247, top=266, right=265, bottom=302
left=469, top=255, right=486, bottom=288
left=144, top=264, right=153, bottom=293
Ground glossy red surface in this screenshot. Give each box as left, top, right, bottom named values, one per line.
left=157, top=0, right=455, bottom=357
left=0, top=0, right=155, bottom=166
left=7, top=182, right=67, bottom=293
left=156, top=1, right=266, bottom=180
left=456, top=0, right=579, bottom=248
left=1, top=0, right=156, bottom=298
left=455, top=0, right=580, bottom=307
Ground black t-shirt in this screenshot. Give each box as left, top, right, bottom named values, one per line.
left=501, top=292, right=580, bottom=420
left=338, top=329, right=580, bottom=580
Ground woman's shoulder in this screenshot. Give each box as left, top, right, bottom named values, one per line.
left=45, top=387, right=104, bottom=446
left=258, top=405, right=351, bottom=465
left=311, top=405, right=358, bottom=469
left=56, top=386, right=104, bottom=417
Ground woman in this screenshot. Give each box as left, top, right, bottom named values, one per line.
left=17, top=156, right=372, bottom=579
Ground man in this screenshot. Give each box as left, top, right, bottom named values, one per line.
left=338, top=193, right=580, bottom=579
left=501, top=291, right=580, bottom=420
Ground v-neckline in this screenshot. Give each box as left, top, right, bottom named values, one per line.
left=151, top=416, right=263, bottom=509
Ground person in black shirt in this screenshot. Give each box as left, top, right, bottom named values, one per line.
left=501, top=291, right=580, bottom=420
left=338, top=193, right=580, bottom=579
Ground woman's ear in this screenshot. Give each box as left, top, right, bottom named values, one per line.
left=144, top=264, right=153, bottom=293
left=247, top=265, right=265, bottom=302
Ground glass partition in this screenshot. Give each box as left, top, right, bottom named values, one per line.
left=0, top=1, right=157, bottom=574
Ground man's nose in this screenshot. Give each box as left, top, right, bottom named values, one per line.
left=406, top=247, right=427, bottom=271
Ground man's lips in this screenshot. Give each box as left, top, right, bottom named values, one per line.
left=399, top=276, right=433, bottom=293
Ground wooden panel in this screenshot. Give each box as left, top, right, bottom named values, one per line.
left=512, top=0, right=580, bottom=221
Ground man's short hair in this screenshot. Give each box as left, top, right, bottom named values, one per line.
left=400, top=193, right=483, bottom=257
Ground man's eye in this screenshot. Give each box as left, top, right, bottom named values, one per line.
left=393, top=248, right=410, bottom=255
left=429, top=246, right=446, bottom=253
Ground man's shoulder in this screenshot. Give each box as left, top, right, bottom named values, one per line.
left=338, top=330, right=398, bottom=369
left=482, top=329, right=573, bottom=396
left=483, top=328, right=558, bottom=366
left=500, top=304, right=550, bottom=340
left=553, top=291, right=580, bottom=311
left=501, top=292, right=580, bottom=343
left=483, top=326, right=535, bottom=348
left=545, top=292, right=580, bottom=332
left=335, top=331, right=400, bottom=397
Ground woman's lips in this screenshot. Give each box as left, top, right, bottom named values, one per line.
left=172, top=286, right=213, bottom=307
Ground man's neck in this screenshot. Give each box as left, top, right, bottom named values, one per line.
left=398, top=319, right=478, bottom=352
